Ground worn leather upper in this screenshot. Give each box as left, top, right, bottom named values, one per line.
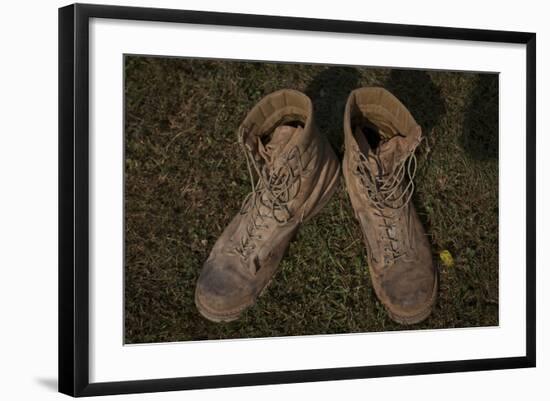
left=195, top=89, right=340, bottom=321
left=342, top=87, right=437, bottom=323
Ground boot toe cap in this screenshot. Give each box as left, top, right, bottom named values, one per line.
left=376, top=261, right=437, bottom=324
left=195, top=260, right=254, bottom=322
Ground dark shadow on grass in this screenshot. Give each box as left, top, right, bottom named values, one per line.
left=383, top=69, right=446, bottom=138
left=460, top=74, right=499, bottom=160
left=305, top=67, right=360, bottom=158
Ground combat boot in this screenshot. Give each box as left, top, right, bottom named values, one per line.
left=342, top=87, right=437, bottom=324
left=195, top=89, right=340, bottom=322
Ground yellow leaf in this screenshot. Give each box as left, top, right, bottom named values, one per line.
left=439, top=250, right=454, bottom=267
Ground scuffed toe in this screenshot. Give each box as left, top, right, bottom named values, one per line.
left=195, top=261, right=254, bottom=322
left=377, top=261, right=437, bottom=324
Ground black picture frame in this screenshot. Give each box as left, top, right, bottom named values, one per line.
left=58, top=3, right=536, bottom=397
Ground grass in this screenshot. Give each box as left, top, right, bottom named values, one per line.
left=124, top=55, right=499, bottom=343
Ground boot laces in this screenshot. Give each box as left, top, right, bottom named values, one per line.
left=234, top=139, right=309, bottom=261
left=354, top=139, right=421, bottom=263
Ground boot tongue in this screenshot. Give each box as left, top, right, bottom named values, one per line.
left=257, top=125, right=300, bottom=170
left=354, top=126, right=418, bottom=174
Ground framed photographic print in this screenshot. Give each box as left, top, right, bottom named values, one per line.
left=58, top=3, right=536, bottom=397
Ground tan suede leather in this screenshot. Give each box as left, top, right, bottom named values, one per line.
left=342, top=87, right=437, bottom=324
left=195, top=89, right=340, bottom=322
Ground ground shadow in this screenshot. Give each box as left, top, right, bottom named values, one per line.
left=383, top=69, right=446, bottom=139
left=460, top=74, right=499, bottom=160
left=305, top=67, right=360, bottom=158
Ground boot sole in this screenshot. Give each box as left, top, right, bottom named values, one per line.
left=194, top=292, right=246, bottom=323
left=195, top=165, right=341, bottom=323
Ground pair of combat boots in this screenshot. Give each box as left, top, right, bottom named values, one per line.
left=195, top=88, right=437, bottom=325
